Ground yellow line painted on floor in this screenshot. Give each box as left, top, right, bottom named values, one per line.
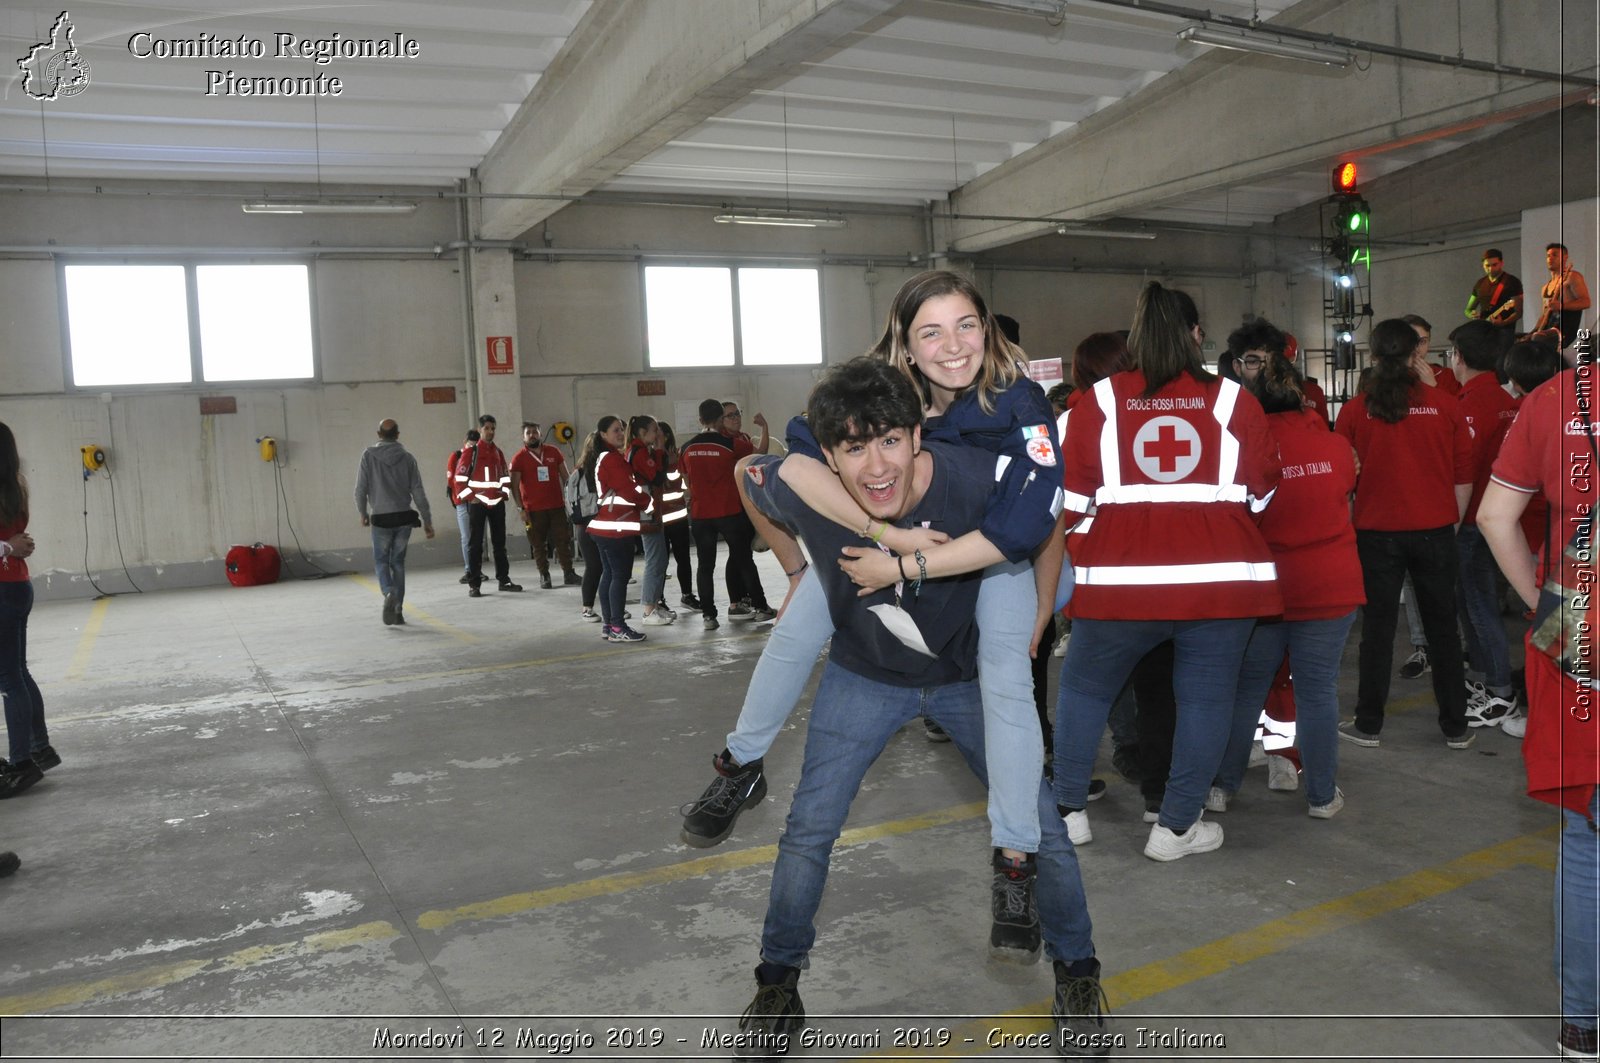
left=62, top=597, right=109, bottom=683
left=0, top=920, right=399, bottom=1016
left=0, top=809, right=1552, bottom=1020
left=415, top=800, right=990, bottom=931
left=346, top=572, right=478, bottom=644
left=862, top=826, right=1561, bottom=1058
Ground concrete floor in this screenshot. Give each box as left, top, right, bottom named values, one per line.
left=0, top=550, right=1569, bottom=1061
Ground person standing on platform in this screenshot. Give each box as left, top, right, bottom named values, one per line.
left=1536, top=242, right=1591, bottom=348
left=1465, top=248, right=1523, bottom=332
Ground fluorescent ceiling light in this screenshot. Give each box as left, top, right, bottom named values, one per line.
left=242, top=201, right=418, bottom=215
left=714, top=211, right=847, bottom=229
left=1056, top=225, right=1157, bottom=241
left=1178, top=24, right=1353, bottom=68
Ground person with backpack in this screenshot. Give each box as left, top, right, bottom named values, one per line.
left=566, top=431, right=603, bottom=622
left=447, top=429, right=479, bottom=582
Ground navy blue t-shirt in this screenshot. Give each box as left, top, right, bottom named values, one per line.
left=744, top=442, right=997, bottom=687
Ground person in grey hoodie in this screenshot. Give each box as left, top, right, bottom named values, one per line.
left=355, top=419, right=434, bottom=626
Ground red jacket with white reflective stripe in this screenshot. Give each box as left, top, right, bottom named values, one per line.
left=1062, top=369, right=1283, bottom=620
left=453, top=442, right=510, bottom=506
left=588, top=449, right=651, bottom=539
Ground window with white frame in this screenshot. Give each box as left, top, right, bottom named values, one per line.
left=64, top=262, right=315, bottom=387
left=644, top=265, right=822, bottom=369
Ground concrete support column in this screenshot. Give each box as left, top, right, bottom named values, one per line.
left=469, top=247, right=525, bottom=431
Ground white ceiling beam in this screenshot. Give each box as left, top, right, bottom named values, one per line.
left=946, top=0, right=1597, bottom=252
left=475, top=0, right=904, bottom=239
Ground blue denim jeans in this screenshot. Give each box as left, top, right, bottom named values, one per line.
left=1456, top=524, right=1512, bottom=691
left=1558, top=790, right=1600, bottom=1028
left=727, top=567, right=828, bottom=766
left=455, top=503, right=471, bottom=571
left=0, top=581, right=48, bottom=765
left=760, top=659, right=1094, bottom=970
left=370, top=524, right=412, bottom=603
left=1215, top=612, right=1356, bottom=808
left=1055, top=617, right=1255, bottom=831
left=595, top=535, right=636, bottom=627
left=640, top=528, right=667, bottom=609
left=727, top=562, right=1044, bottom=852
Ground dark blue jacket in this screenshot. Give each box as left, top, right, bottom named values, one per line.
left=785, top=377, right=1061, bottom=562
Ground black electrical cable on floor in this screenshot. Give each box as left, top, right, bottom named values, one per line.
left=102, top=413, right=143, bottom=593
left=102, top=463, right=143, bottom=593
left=80, top=474, right=111, bottom=599
left=272, top=457, right=337, bottom=579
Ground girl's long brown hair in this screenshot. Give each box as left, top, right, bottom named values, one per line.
left=868, top=270, right=1026, bottom=415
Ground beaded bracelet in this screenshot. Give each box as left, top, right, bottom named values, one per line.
left=911, top=548, right=927, bottom=597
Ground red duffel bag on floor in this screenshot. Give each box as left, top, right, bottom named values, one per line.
left=225, top=543, right=281, bottom=587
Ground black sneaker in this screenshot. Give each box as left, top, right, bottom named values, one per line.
left=0, top=760, right=43, bottom=799
left=989, top=850, right=1041, bottom=964
left=703, top=615, right=720, bottom=630
left=729, top=600, right=755, bottom=619
left=33, top=746, right=61, bottom=772
left=499, top=581, right=523, bottom=592
left=1559, top=1021, right=1597, bottom=1061
left=468, top=585, right=483, bottom=598
left=382, top=592, right=398, bottom=626
left=1053, top=958, right=1112, bottom=1056
left=1398, top=647, right=1430, bottom=679
left=562, top=570, right=581, bottom=586
left=539, top=574, right=553, bottom=590
left=0, top=851, right=17, bottom=878
left=1086, top=778, right=1107, bottom=801
left=924, top=719, right=951, bottom=743
left=459, top=573, right=471, bottom=584
left=734, top=967, right=803, bottom=1061
left=681, top=594, right=703, bottom=611
left=680, top=750, right=767, bottom=847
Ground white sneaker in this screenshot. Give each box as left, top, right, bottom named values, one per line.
left=653, top=604, right=678, bottom=621
left=1501, top=711, right=1527, bottom=738
left=1143, top=817, right=1224, bottom=862
left=1204, top=786, right=1230, bottom=813
left=641, top=611, right=675, bottom=626
left=1062, top=808, right=1092, bottom=846
left=1266, top=754, right=1299, bottom=792
left=1467, top=693, right=1516, bottom=727
left=1052, top=629, right=1070, bottom=658
left=1308, top=788, right=1345, bottom=819
left=579, top=608, right=601, bottom=623
left=1248, top=740, right=1268, bottom=768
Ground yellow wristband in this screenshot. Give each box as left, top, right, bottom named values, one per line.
left=870, top=521, right=887, bottom=544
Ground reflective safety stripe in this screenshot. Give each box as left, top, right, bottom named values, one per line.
left=1096, top=483, right=1248, bottom=505
left=470, top=492, right=506, bottom=506
left=1075, top=560, right=1278, bottom=586
left=1062, top=489, right=1096, bottom=513
left=589, top=518, right=641, bottom=533
left=1075, top=515, right=1095, bottom=535
left=993, top=454, right=1012, bottom=481
left=661, top=508, right=688, bottom=523
left=1248, top=486, right=1277, bottom=514
left=1094, top=378, right=1121, bottom=487
left=1213, top=378, right=1241, bottom=485
left=660, top=490, right=686, bottom=502
left=1049, top=485, right=1064, bottom=519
